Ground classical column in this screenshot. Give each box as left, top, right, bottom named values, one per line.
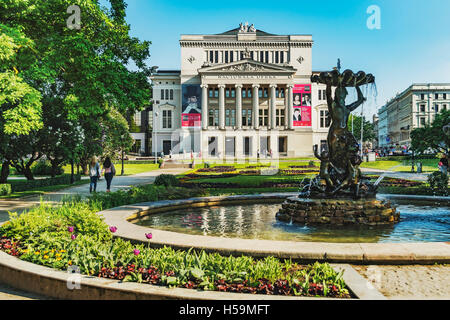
left=201, top=84, right=208, bottom=130
left=235, top=84, right=243, bottom=129
left=218, top=84, right=225, bottom=130
left=252, top=84, right=260, bottom=130
left=270, top=84, right=277, bottom=130
left=287, top=85, right=294, bottom=129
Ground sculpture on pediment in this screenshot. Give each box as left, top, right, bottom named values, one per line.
left=242, top=48, right=252, bottom=59
left=239, top=22, right=256, bottom=33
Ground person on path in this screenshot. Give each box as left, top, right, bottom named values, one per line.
left=102, top=156, right=116, bottom=192
left=439, top=154, right=448, bottom=174
left=89, top=156, right=101, bottom=193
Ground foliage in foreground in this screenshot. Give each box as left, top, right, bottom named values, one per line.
left=0, top=201, right=350, bottom=298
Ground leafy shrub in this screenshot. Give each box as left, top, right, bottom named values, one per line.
left=32, top=161, right=64, bottom=176
left=308, top=160, right=316, bottom=167
left=9, top=174, right=81, bottom=192
left=154, top=174, right=179, bottom=187
left=0, top=184, right=12, bottom=196
left=427, top=171, right=449, bottom=196
left=204, top=162, right=210, bottom=169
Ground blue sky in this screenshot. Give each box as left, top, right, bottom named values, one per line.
left=116, top=0, right=450, bottom=118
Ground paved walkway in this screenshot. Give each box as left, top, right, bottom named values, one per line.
left=0, top=168, right=187, bottom=223
left=361, top=167, right=431, bottom=182
left=0, top=167, right=188, bottom=299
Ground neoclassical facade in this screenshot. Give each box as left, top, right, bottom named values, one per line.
left=150, top=24, right=332, bottom=158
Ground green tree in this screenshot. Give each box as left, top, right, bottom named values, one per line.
left=348, top=114, right=375, bottom=143
left=0, top=24, right=43, bottom=182
left=0, top=0, right=152, bottom=179
left=411, top=109, right=450, bottom=154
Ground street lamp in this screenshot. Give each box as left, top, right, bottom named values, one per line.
left=154, top=112, right=159, bottom=164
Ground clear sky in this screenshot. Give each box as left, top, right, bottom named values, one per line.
left=116, top=0, right=450, bottom=119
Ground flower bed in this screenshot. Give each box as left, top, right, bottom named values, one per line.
left=280, top=169, right=319, bottom=175
left=0, top=201, right=351, bottom=298
left=197, top=166, right=236, bottom=173
left=377, top=178, right=422, bottom=188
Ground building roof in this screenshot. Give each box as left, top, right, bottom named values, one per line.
left=217, top=27, right=275, bottom=36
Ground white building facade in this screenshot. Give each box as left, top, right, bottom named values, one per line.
left=377, top=83, right=450, bottom=151
left=151, top=24, right=332, bottom=158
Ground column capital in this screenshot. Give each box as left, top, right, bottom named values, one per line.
left=269, top=84, right=277, bottom=88
left=218, top=84, right=226, bottom=89
left=200, top=84, right=208, bottom=89
left=287, top=84, right=295, bottom=89
left=252, top=84, right=260, bottom=89
left=235, top=84, right=243, bottom=89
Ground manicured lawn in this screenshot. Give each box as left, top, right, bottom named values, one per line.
left=360, top=158, right=439, bottom=172
left=0, top=179, right=89, bottom=199
left=62, top=163, right=160, bottom=176
left=183, top=174, right=312, bottom=187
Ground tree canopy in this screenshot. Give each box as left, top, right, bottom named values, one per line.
left=411, top=110, right=450, bottom=155
left=0, top=0, right=152, bottom=180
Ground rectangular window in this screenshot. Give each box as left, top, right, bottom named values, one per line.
left=420, top=104, right=426, bottom=112
left=421, top=93, right=425, bottom=100
left=275, top=51, right=279, bottom=63
left=420, top=117, right=426, bottom=126
left=320, top=110, right=331, bottom=128
left=161, top=89, right=165, bottom=100
left=214, top=51, right=218, bottom=63
left=209, top=89, right=213, bottom=98
left=214, top=89, right=218, bottom=98
left=208, top=109, right=219, bottom=126
left=280, top=52, right=284, bottom=63
left=242, top=109, right=252, bottom=126
left=226, top=88, right=230, bottom=98
left=276, top=109, right=285, bottom=126
left=260, top=51, right=264, bottom=62
left=265, top=51, right=269, bottom=63
left=225, top=51, right=229, bottom=63
left=435, top=93, right=439, bottom=100
left=165, top=89, right=169, bottom=100
left=263, top=88, right=268, bottom=98
left=247, top=88, right=252, bottom=98
left=134, top=111, right=141, bottom=127
left=443, top=93, right=447, bottom=100
left=230, top=51, right=234, bottom=62
left=170, top=89, right=173, bottom=100
left=435, top=104, right=439, bottom=112
left=162, top=110, right=172, bottom=129
left=259, top=109, right=269, bottom=126
left=242, top=89, right=246, bottom=98
left=231, top=88, right=235, bottom=98
left=209, top=51, right=214, bottom=63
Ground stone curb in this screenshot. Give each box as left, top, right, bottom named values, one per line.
left=0, top=251, right=354, bottom=300
left=97, top=193, right=450, bottom=265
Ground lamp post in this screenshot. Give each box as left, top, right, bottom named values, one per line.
left=121, top=134, right=125, bottom=176
left=154, top=112, right=158, bottom=164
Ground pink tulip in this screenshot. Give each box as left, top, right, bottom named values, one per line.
left=145, top=233, right=152, bottom=240
left=67, top=226, right=74, bottom=233
left=109, top=226, right=118, bottom=233
left=133, top=249, right=140, bottom=256
left=71, top=234, right=77, bottom=240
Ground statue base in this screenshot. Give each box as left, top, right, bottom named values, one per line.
left=276, top=196, right=400, bottom=226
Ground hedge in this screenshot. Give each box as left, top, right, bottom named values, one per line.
left=0, top=184, right=12, bottom=196
left=381, top=155, right=437, bottom=161
left=9, top=174, right=81, bottom=193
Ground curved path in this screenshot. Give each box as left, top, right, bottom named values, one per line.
left=0, top=168, right=187, bottom=224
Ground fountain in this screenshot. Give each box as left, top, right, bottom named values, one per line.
left=277, top=69, right=400, bottom=226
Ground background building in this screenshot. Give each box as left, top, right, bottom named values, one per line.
left=377, top=83, right=450, bottom=152
left=150, top=23, right=336, bottom=158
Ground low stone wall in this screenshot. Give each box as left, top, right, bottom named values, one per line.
left=276, top=197, right=400, bottom=226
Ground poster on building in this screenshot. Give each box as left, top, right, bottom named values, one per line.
left=181, top=84, right=202, bottom=127
left=293, top=84, right=312, bottom=127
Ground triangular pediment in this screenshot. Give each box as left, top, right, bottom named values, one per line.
left=199, top=59, right=296, bottom=74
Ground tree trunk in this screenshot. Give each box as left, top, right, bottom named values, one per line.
left=0, top=161, right=10, bottom=183
left=50, top=161, right=60, bottom=178
left=23, top=165, right=34, bottom=180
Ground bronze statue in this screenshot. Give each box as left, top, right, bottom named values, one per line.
left=305, top=69, right=376, bottom=198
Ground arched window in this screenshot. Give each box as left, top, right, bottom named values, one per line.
left=161, top=89, right=164, bottom=100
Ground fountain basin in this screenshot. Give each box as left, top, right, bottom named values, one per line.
left=276, top=197, right=399, bottom=226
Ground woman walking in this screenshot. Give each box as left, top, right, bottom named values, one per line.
left=89, top=156, right=101, bottom=193
left=439, top=153, right=448, bottom=174
left=102, top=156, right=116, bottom=192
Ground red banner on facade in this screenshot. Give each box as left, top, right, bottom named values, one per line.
left=293, top=84, right=312, bottom=127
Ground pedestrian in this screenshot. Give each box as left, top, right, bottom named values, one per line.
left=169, top=149, right=172, bottom=159
left=89, top=156, right=101, bottom=193
left=102, top=156, right=116, bottom=192
left=439, top=153, right=448, bottom=174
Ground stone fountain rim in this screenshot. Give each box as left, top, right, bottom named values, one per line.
left=96, top=193, right=450, bottom=265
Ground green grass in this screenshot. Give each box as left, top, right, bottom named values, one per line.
left=61, top=163, right=160, bottom=176
left=182, top=174, right=312, bottom=187
left=0, top=179, right=89, bottom=199
left=360, top=158, right=439, bottom=172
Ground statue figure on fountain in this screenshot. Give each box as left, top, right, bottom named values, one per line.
left=305, top=69, right=377, bottom=198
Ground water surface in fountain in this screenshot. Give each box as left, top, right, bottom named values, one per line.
left=135, top=199, right=450, bottom=243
